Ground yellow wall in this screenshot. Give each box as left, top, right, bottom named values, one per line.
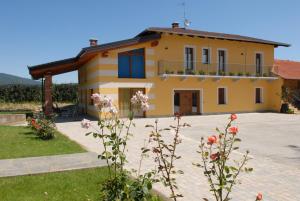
left=78, top=32, right=282, bottom=118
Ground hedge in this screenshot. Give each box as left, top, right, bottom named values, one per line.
left=0, top=84, right=78, bottom=103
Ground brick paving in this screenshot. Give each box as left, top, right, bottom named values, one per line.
left=56, top=113, right=300, bottom=201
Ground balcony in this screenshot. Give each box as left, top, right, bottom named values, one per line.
left=158, top=60, right=278, bottom=79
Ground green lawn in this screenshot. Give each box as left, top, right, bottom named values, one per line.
left=0, top=126, right=86, bottom=159
left=0, top=168, right=163, bottom=201
left=0, top=168, right=108, bottom=201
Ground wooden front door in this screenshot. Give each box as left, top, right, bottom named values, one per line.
left=174, top=90, right=200, bottom=115
left=179, top=91, right=193, bottom=115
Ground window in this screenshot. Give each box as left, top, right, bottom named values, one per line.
left=89, top=89, right=94, bottom=105
left=202, top=48, right=210, bottom=64
left=255, top=88, right=263, bottom=104
left=118, top=48, right=145, bottom=78
left=174, top=92, right=180, bottom=106
left=218, top=88, right=227, bottom=105
left=185, top=47, right=195, bottom=70
left=218, top=50, right=226, bottom=73
left=256, top=53, right=263, bottom=75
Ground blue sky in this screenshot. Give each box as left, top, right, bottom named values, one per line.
left=0, top=0, right=299, bottom=83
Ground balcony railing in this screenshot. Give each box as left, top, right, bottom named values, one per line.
left=158, top=60, right=277, bottom=77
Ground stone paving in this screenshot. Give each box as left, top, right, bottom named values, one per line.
left=56, top=113, right=300, bottom=201
left=0, top=152, right=106, bottom=177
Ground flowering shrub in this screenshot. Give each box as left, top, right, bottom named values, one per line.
left=195, top=114, right=258, bottom=201
left=146, top=113, right=189, bottom=200
left=27, top=112, right=56, bottom=140
left=83, top=91, right=160, bottom=201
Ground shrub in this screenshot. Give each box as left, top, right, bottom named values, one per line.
left=237, top=72, right=244, bottom=76
left=229, top=72, right=235, bottom=76
left=165, top=70, right=174, bottom=74
left=246, top=72, right=251, bottom=76
left=262, top=73, right=268, bottom=77
left=209, top=71, right=217, bottom=75
left=219, top=71, right=226, bottom=76
left=177, top=70, right=184, bottom=75
left=198, top=70, right=206, bottom=75
left=27, top=112, right=56, bottom=140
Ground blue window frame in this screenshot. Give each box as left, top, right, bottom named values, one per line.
left=118, top=48, right=145, bottom=78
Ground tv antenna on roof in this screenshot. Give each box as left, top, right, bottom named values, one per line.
left=181, top=1, right=191, bottom=28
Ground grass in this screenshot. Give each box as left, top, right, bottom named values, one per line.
left=0, top=126, right=86, bottom=159
left=0, top=167, right=164, bottom=201
left=0, top=168, right=108, bottom=201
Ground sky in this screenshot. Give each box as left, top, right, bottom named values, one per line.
left=0, top=0, right=299, bottom=83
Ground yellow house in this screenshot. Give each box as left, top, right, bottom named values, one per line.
left=28, top=23, right=290, bottom=117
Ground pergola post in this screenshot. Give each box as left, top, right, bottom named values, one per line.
left=44, top=73, right=53, bottom=115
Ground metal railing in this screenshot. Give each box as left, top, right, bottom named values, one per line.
left=158, top=60, right=277, bottom=77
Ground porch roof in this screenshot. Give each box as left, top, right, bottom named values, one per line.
left=28, top=33, right=161, bottom=79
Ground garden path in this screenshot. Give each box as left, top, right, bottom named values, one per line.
left=0, top=152, right=106, bottom=177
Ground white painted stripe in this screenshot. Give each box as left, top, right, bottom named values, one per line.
left=149, top=104, right=155, bottom=110
left=79, top=82, right=155, bottom=89
left=99, top=58, right=117, bottom=65
left=85, top=57, right=100, bottom=69
left=147, top=93, right=155, bottom=99
left=146, top=71, right=155, bottom=78
left=88, top=70, right=117, bottom=79
left=146, top=48, right=155, bottom=55
left=146, top=60, right=155, bottom=67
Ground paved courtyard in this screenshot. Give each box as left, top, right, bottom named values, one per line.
left=57, top=113, right=300, bottom=201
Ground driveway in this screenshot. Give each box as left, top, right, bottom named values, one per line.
left=56, top=113, right=300, bottom=201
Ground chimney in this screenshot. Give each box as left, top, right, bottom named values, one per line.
left=89, top=38, right=98, bottom=47
left=172, top=22, right=179, bottom=29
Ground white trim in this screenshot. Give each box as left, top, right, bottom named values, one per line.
left=78, top=82, right=154, bottom=90
left=202, top=47, right=211, bottom=64
left=217, top=48, right=228, bottom=74
left=146, top=71, right=155, bottom=78
left=254, top=51, right=264, bottom=74
left=99, top=58, right=117, bottom=65
left=159, top=74, right=278, bottom=80
left=149, top=104, right=155, bottom=110
left=254, top=87, right=264, bottom=104
left=171, top=88, right=203, bottom=115
left=147, top=93, right=155, bottom=99
left=184, top=45, right=197, bottom=71
left=146, top=60, right=155, bottom=67
left=217, top=87, right=228, bottom=105
left=146, top=48, right=155, bottom=55
left=87, top=70, right=117, bottom=79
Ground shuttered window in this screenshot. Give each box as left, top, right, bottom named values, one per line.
left=218, top=88, right=226, bottom=105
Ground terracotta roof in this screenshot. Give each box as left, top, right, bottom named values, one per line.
left=137, top=27, right=290, bottom=47
left=273, top=60, right=300, bottom=80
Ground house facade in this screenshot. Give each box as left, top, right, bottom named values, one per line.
left=28, top=23, right=290, bottom=117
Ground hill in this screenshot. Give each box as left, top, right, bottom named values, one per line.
left=0, top=73, right=40, bottom=86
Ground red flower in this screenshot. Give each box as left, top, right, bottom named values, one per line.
left=256, top=193, right=263, bottom=200
left=207, top=135, right=217, bottom=145
left=230, top=114, right=237, bottom=121
left=229, top=126, right=238, bottom=135
left=210, top=153, right=219, bottom=160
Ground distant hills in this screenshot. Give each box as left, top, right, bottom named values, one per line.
left=0, top=73, right=40, bottom=86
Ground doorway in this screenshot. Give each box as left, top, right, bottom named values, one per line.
left=174, top=90, right=201, bottom=115
left=119, top=88, right=145, bottom=117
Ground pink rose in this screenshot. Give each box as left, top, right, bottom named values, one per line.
left=230, top=114, right=237, bottom=121
left=256, top=193, right=263, bottom=200
left=229, top=127, right=238, bottom=135
left=207, top=135, right=217, bottom=145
